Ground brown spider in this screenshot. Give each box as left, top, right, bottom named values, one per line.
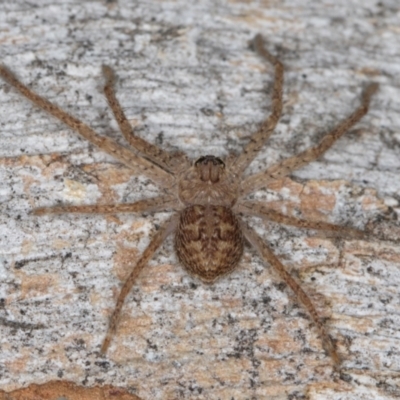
left=0, top=35, right=378, bottom=368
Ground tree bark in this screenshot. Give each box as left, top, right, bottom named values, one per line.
left=1, top=1, right=399, bottom=399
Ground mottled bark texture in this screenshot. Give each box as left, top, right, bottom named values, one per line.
left=1, top=1, right=400, bottom=399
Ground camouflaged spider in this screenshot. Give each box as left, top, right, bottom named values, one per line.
left=0, top=34, right=378, bottom=368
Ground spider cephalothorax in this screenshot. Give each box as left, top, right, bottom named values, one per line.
left=178, top=155, right=239, bottom=206
left=0, top=34, right=378, bottom=367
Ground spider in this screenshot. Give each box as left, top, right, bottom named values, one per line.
left=0, top=34, right=378, bottom=368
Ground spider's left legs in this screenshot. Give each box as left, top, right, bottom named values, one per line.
left=233, top=34, right=284, bottom=176
left=241, top=83, right=378, bottom=196
left=241, top=221, right=341, bottom=368
left=102, top=66, right=180, bottom=171
left=101, top=214, right=179, bottom=354
left=33, top=195, right=179, bottom=216
left=236, top=200, right=366, bottom=239
left=0, top=65, right=174, bottom=187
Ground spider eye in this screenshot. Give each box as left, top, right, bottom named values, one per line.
left=195, top=155, right=225, bottom=168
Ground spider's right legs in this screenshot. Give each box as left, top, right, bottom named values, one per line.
left=101, top=214, right=179, bottom=354
left=241, top=83, right=379, bottom=196
left=241, top=221, right=341, bottom=369
left=237, top=200, right=367, bottom=239
left=0, top=65, right=174, bottom=188
left=102, top=66, right=180, bottom=172
left=233, top=34, right=284, bottom=176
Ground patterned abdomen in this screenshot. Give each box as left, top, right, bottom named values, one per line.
left=175, top=205, right=243, bottom=283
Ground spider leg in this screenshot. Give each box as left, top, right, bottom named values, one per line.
left=101, top=214, right=179, bottom=354
left=33, top=196, right=180, bottom=216
left=241, top=220, right=341, bottom=368
left=241, top=83, right=379, bottom=196
left=0, top=65, right=174, bottom=188
left=102, top=66, right=184, bottom=172
left=233, top=34, right=283, bottom=176
left=236, top=201, right=366, bottom=239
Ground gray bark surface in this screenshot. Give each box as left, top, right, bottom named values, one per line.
left=1, top=1, right=400, bottom=399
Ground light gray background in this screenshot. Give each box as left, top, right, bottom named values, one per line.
left=1, top=1, right=400, bottom=399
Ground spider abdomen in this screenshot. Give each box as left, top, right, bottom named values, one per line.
left=175, top=205, right=243, bottom=283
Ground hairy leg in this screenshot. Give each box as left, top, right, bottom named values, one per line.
left=233, top=34, right=284, bottom=176
left=0, top=65, right=174, bottom=187
left=236, top=200, right=366, bottom=239
left=102, top=66, right=185, bottom=172
left=241, top=221, right=341, bottom=368
left=241, top=83, right=378, bottom=196
left=101, top=214, right=179, bottom=354
left=33, top=196, right=180, bottom=216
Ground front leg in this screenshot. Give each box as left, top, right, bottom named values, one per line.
left=0, top=65, right=175, bottom=188
left=102, top=66, right=182, bottom=172
left=233, top=34, right=284, bottom=176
